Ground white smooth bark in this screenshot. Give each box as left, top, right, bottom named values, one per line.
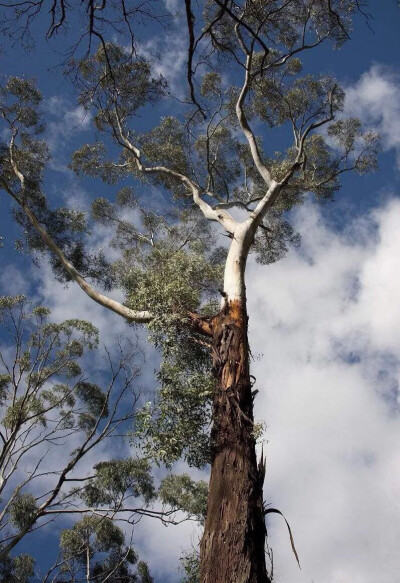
left=223, top=181, right=281, bottom=306
left=3, top=139, right=153, bottom=324
left=223, top=224, right=248, bottom=303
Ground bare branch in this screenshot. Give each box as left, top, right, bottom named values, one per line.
left=236, top=53, right=273, bottom=187
left=2, top=141, right=153, bottom=324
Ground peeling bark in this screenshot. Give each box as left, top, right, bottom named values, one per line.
left=200, top=300, right=269, bottom=583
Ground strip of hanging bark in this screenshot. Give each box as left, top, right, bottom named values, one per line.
left=264, top=508, right=301, bottom=570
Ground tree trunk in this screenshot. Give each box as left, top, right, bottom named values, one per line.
left=200, top=298, right=270, bottom=583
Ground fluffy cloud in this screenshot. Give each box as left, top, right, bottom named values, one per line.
left=248, top=199, right=400, bottom=583
left=138, top=35, right=187, bottom=97
left=345, top=65, right=400, bottom=165
left=45, top=96, right=92, bottom=154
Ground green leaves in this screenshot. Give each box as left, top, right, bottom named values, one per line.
left=0, top=77, right=42, bottom=131
left=159, top=474, right=208, bottom=524
left=137, top=561, right=154, bottom=583
left=77, top=43, right=166, bottom=127
left=328, top=118, right=380, bottom=174
left=0, top=553, right=34, bottom=583
left=71, top=142, right=128, bottom=184
left=0, top=296, right=102, bottom=434
left=60, top=516, right=125, bottom=558
left=180, top=550, right=200, bottom=583
left=254, top=214, right=301, bottom=265
left=134, top=363, right=213, bottom=468
left=3, top=395, right=45, bottom=430
left=77, top=381, right=109, bottom=419
left=9, top=494, right=38, bottom=531
left=125, top=244, right=222, bottom=319
left=140, top=117, right=190, bottom=177
left=59, top=516, right=144, bottom=582
left=82, top=458, right=156, bottom=507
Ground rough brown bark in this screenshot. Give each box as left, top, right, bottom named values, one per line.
left=200, top=300, right=270, bottom=583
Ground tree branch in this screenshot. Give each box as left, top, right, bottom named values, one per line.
left=236, top=53, right=273, bottom=187
left=113, top=109, right=238, bottom=234
left=2, top=142, right=153, bottom=324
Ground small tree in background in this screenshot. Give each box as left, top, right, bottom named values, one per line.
left=46, top=516, right=143, bottom=583
left=0, top=296, right=207, bottom=579
left=0, top=2, right=380, bottom=581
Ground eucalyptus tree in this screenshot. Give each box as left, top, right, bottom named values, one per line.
left=0, top=2, right=380, bottom=582
left=0, top=296, right=206, bottom=575
left=42, top=516, right=151, bottom=583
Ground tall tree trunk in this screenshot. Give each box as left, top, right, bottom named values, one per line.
left=200, top=298, right=269, bottom=583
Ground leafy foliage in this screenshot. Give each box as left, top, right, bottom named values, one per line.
left=59, top=516, right=138, bottom=582
left=82, top=458, right=156, bottom=507
left=56, top=515, right=157, bottom=582
left=134, top=362, right=213, bottom=467
left=137, top=561, right=154, bottom=583
left=0, top=553, right=34, bottom=583
left=159, top=474, right=208, bottom=524
left=77, top=43, right=166, bottom=127
left=180, top=549, right=200, bottom=583
left=9, top=494, right=38, bottom=531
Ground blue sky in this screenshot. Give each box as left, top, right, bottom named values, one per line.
left=1, top=2, right=400, bottom=582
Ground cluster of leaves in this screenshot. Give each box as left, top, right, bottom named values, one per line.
left=180, top=549, right=200, bottom=583
left=82, top=458, right=156, bottom=508
left=0, top=78, right=113, bottom=288
left=125, top=244, right=221, bottom=318
left=134, top=362, right=214, bottom=467
left=0, top=77, right=47, bottom=190
left=76, top=43, right=166, bottom=129
left=59, top=516, right=140, bottom=583
left=0, top=553, right=34, bottom=583
left=124, top=228, right=220, bottom=467
left=0, top=295, right=100, bottom=437
left=159, top=474, right=208, bottom=524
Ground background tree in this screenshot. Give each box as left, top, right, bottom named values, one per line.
left=0, top=296, right=207, bottom=580
left=43, top=516, right=145, bottom=583
left=0, top=2, right=380, bottom=582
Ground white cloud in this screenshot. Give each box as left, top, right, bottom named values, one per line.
left=163, top=0, right=182, bottom=16
left=345, top=65, right=400, bottom=165
left=45, top=96, right=92, bottom=153
left=0, top=264, right=31, bottom=296
left=138, top=35, right=187, bottom=98
left=248, top=198, right=400, bottom=583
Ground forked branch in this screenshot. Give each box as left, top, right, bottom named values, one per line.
left=113, top=108, right=238, bottom=234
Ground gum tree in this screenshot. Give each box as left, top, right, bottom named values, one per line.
left=0, top=2, right=379, bottom=582
left=0, top=297, right=207, bottom=575
left=43, top=516, right=149, bottom=583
